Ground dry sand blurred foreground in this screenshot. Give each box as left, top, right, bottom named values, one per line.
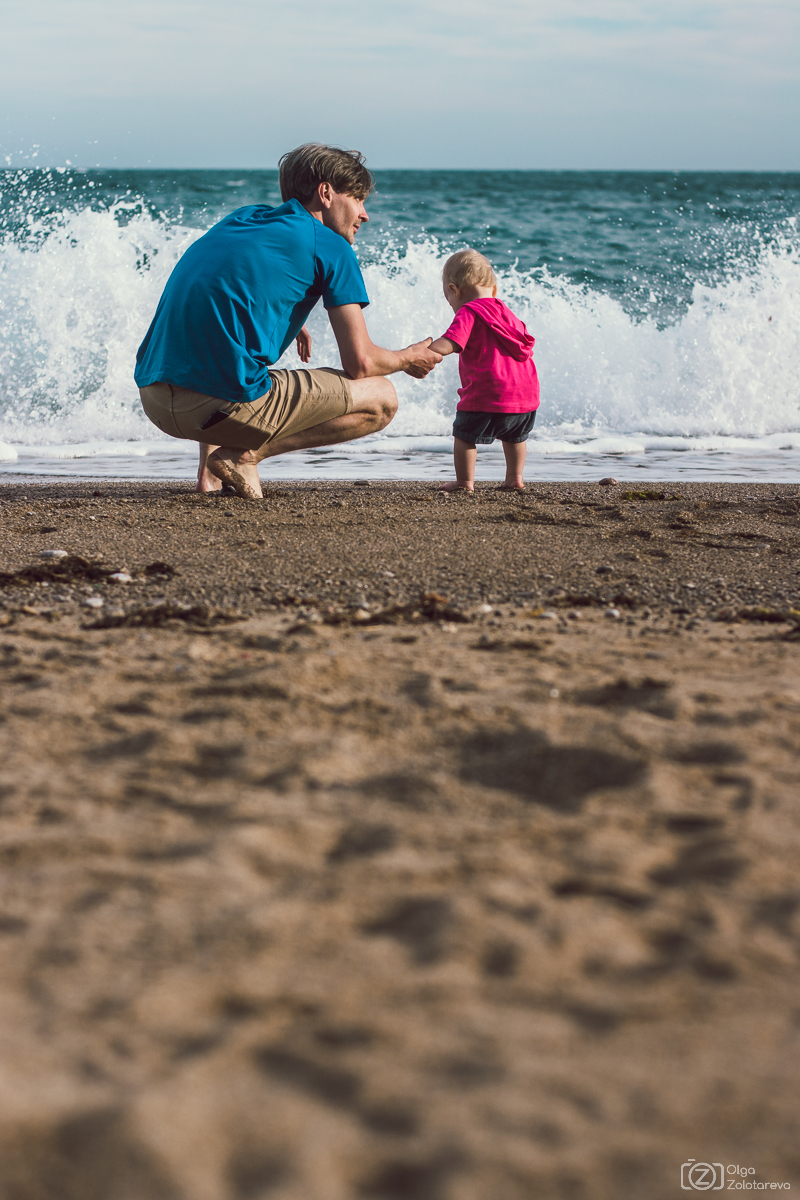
left=0, top=479, right=799, bottom=1200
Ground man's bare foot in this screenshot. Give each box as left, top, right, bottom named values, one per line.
left=207, top=449, right=263, bottom=500
left=196, top=467, right=223, bottom=493
left=439, top=481, right=474, bottom=492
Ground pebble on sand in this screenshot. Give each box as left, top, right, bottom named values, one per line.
left=108, top=572, right=133, bottom=583
left=83, top=596, right=104, bottom=609
left=604, top=607, right=622, bottom=619
left=599, top=477, right=619, bottom=485
left=40, top=549, right=68, bottom=559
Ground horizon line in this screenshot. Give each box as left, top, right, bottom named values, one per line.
left=2, top=164, right=799, bottom=174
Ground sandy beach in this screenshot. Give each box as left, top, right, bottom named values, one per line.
left=0, top=477, right=799, bottom=1199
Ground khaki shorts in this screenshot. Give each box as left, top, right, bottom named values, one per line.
left=139, top=368, right=353, bottom=451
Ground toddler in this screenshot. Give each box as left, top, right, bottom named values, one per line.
left=428, top=250, right=539, bottom=491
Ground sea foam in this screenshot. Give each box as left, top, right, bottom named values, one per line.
left=0, top=194, right=798, bottom=460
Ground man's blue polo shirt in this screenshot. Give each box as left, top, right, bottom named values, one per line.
left=134, top=199, right=369, bottom=404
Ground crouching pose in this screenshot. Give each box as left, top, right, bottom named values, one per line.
left=135, top=143, right=441, bottom=498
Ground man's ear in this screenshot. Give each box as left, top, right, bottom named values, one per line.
left=318, top=181, right=334, bottom=209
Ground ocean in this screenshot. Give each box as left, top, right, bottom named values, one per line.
left=1, top=168, right=798, bottom=483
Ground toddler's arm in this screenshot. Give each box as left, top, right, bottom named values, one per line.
left=403, top=335, right=458, bottom=376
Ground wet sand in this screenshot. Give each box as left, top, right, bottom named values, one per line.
left=1, top=478, right=799, bottom=1200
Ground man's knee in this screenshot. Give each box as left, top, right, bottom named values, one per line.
left=376, top=378, right=398, bottom=424
left=350, top=376, right=398, bottom=426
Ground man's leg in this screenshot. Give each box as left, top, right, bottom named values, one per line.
left=196, top=443, right=222, bottom=492
left=207, top=377, right=397, bottom=499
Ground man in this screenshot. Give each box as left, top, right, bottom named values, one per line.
left=135, top=144, right=441, bottom=499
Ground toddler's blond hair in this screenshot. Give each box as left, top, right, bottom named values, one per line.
left=442, top=249, right=496, bottom=292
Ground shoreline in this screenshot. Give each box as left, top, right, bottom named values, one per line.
left=4, top=439, right=800, bottom=488
left=1, top=478, right=798, bottom=1196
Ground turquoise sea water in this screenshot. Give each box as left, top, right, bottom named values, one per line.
left=1, top=169, right=799, bottom=481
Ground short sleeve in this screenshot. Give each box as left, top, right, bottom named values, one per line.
left=443, top=306, right=476, bottom=351
left=317, top=230, right=370, bottom=310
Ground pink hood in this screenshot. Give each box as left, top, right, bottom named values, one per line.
left=466, top=298, right=534, bottom=361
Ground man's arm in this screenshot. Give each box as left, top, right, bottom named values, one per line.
left=328, top=304, right=442, bottom=379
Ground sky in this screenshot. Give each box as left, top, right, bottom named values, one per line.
left=2, top=0, right=798, bottom=170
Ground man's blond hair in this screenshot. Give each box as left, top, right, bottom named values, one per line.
left=442, top=249, right=496, bottom=292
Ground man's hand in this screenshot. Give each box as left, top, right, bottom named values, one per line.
left=403, top=338, right=443, bottom=378
left=296, top=326, right=312, bottom=363
left=328, top=305, right=443, bottom=380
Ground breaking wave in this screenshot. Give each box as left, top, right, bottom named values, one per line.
left=0, top=175, right=798, bottom=470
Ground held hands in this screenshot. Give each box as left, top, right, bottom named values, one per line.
left=296, top=326, right=312, bottom=363
left=403, top=337, right=443, bottom=378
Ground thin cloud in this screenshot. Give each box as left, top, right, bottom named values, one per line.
left=1, top=0, right=797, bottom=167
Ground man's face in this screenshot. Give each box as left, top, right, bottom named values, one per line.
left=322, top=190, right=369, bottom=244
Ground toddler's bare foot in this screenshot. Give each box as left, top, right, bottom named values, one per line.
left=207, top=450, right=263, bottom=499
left=439, top=481, right=474, bottom=492
left=497, top=482, right=525, bottom=491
